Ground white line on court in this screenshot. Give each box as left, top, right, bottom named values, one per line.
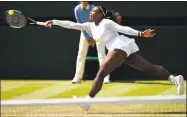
left=2, top=114, right=186, bottom=117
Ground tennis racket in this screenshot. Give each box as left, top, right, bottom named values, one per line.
left=4, top=10, right=46, bottom=28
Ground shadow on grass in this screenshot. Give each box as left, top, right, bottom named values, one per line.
left=114, top=80, right=172, bottom=85
left=135, top=82, right=172, bottom=85
left=88, top=111, right=186, bottom=114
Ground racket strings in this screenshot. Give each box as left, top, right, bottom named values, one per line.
left=5, top=12, right=27, bottom=28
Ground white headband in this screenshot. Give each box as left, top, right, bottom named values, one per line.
left=99, top=6, right=105, bottom=16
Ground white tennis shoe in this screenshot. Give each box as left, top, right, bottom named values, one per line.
left=71, top=77, right=81, bottom=84
left=73, top=96, right=90, bottom=111
left=103, top=76, right=111, bottom=84
left=174, top=75, right=185, bottom=95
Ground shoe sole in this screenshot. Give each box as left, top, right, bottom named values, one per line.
left=178, top=75, right=184, bottom=95
left=71, top=82, right=81, bottom=84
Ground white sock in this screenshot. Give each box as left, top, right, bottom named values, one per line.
left=169, top=75, right=176, bottom=85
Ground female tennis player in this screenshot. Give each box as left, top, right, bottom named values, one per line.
left=44, top=6, right=184, bottom=111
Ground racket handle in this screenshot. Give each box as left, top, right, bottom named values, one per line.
left=36, top=22, right=47, bottom=26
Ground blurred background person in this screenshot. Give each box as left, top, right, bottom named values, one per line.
left=72, top=1, right=110, bottom=84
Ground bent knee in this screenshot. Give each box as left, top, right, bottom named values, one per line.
left=154, top=65, right=166, bottom=71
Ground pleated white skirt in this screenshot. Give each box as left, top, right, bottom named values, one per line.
left=105, top=35, right=139, bottom=57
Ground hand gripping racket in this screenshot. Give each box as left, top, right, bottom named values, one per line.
left=4, top=10, right=46, bottom=28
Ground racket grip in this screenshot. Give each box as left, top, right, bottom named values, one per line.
left=36, top=22, right=47, bottom=26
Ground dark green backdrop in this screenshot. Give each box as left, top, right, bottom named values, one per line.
left=0, top=1, right=187, bottom=80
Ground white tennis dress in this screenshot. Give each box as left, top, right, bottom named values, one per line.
left=52, top=19, right=140, bottom=57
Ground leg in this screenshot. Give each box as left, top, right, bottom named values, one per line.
left=125, top=52, right=170, bottom=79
left=89, top=49, right=127, bottom=97
left=96, top=42, right=110, bottom=83
left=72, top=33, right=89, bottom=83
left=125, top=52, right=184, bottom=95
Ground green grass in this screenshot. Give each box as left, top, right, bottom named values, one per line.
left=49, top=86, right=90, bottom=98
left=49, top=82, right=114, bottom=98
left=121, top=85, right=172, bottom=96
left=1, top=84, right=52, bottom=100
left=1, top=80, right=186, bottom=100
left=1, top=80, right=186, bottom=117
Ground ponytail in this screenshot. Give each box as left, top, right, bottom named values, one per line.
left=110, top=10, right=123, bottom=25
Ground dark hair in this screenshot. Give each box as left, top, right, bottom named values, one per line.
left=98, top=6, right=123, bottom=25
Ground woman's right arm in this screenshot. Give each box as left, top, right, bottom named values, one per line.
left=49, top=20, right=89, bottom=31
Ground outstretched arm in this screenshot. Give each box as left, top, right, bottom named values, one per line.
left=45, top=20, right=95, bottom=47
left=46, top=20, right=89, bottom=31
left=106, top=20, right=155, bottom=37
left=53, top=20, right=89, bottom=31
